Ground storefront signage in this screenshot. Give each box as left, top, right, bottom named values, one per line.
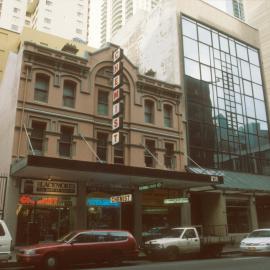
left=210, top=176, right=219, bottom=183
left=164, top=197, right=189, bottom=204
left=112, top=47, right=124, bottom=146
left=110, top=194, right=132, bottom=203
left=139, top=182, right=163, bottom=191
left=87, top=198, right=120, bottom=207
left=19, top=195, right=73, bottom=207
left=21, top=179, right=77, bottom=196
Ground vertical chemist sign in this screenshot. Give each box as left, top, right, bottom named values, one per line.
left=112, top=47, right=124, bottom=145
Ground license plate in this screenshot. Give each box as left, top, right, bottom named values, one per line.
left=248, top=247, right=256, bottom=250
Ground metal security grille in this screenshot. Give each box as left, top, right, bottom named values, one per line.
left=0, top=176, right=7, bottom=219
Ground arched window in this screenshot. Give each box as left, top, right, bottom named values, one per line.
left=164, top=104, right=173, bottom=128
left=63, top=80, right=76, bottom=108
left=144, top=99, right=154, bottom=124
left=34, top=73, right=50, bottom=102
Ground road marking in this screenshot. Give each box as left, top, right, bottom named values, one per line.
left=233, top=256, right=265, bottom=260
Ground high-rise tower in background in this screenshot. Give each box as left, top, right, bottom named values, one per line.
left=203, top=0, right=245, bottom=20
left=93, top=0, right=160, bottom=47
left=0, top=0, right=90, bottom=44
left=26, top=0, right=90, bottom=43
left=0, top=0, right=28, bottom=32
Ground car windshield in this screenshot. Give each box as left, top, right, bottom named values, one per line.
left=57, top=231, right=78, bottom=243
left=164, top=229, right=184, bottom=238
left=248, top=230, right=270, bottom=238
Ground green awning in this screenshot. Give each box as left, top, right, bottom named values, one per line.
left=219, top=171, right=270, bottom=192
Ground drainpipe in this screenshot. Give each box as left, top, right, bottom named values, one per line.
left=17, top=64, right=31, bottom=159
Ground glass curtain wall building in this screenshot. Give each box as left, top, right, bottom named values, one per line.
left=181, top=16, right=270, bottom=175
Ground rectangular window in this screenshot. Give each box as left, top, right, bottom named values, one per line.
left=164, top=105, right=172, bottom=128
left=44, top=17, right=51, bottom=24
left=63, top=81, right=76, bottom=108
left=76, top=28, right=82, bottom=34
left=98, top=91, right=108, bottom=115
left=30, top=121, right=46, bottom=155
left=46, top=0, right=52, bottom=6
left=164, top=143, right=175, bottom=169
left=11, top=24, right=19, bottom=31
left=59, top=126, right=73, bottom=157
left=13, top=7, right=20, bottom=13
left=114, top=136, right=124, bottom=164
left=97, top=133, right=108, bottom=162
left=34, top=74, right=49, bottom=102
left=144, top=139, right=156, bottom=167
left=144, top=100, right=154, bottom=123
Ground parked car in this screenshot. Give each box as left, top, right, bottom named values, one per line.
left=144, top=226, right=232, bottom=260
left=240, top=228, right=270, bottom=255
left=17, top=229, right=139, bottom=270
left=0, top=219, right=12, bottom=263
left=142, top=226, right=171, bottom=243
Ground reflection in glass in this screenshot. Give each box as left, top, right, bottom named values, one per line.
left=243, top=80, right=252, bottom=96
left=236, top=43, right=248, bottom=60
left=240, top=60, right=251, bottom=80
left=229, top=40, right=236, bottom=56
left=255, top=99, right=267, bottom=121
left=199, top=43, right=210, bottom=65
left=250, top=65, right=262, bottom=85
left=182, top=18, right=197, bottom=39
left=220, top=35, right=229, bottom=53
left=252, top=83, right=264, bottom=100
left=248, top=48, right=259, bottom=66
left=183, top=37, right=199, bottom=61
left=198, top=26, right=212, bottom=45
left=182, top=16, right=270, bottom=174
left=244, top=96, right=255, bottom=118
left=185, top=58, right=200, bottom=80
left=201, top=64, right=211, bottom=82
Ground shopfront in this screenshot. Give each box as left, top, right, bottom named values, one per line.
left=16, top=179, right=77, bottom=245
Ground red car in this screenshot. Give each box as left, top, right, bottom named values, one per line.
left=16, top=229, right=139, bottom=270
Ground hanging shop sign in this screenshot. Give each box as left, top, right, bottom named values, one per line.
left=112, top=47, right=124, bottom=145
left=139, top=182, right=163, bottom=191
left=164, top=197, right=189, bottom=204
left=110, top=194, right=132, bottom=203
left=20, top=179, right=77, bottom=196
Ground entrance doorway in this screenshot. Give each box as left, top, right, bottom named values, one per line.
left=16, top=205, right=71, bottom=245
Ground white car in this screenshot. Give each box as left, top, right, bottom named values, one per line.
left=0, top=220, right=12, bottom=262
left=240, top=228, right=270, bottom=254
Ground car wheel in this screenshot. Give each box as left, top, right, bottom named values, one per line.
left=166, top=247, right=179, bottom=261
left=43, top=254, right=60, bottom=270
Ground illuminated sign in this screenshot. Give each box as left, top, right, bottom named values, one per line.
left=164, top=198, right=189, bottom=204
left=139, top=182, right=163, bottom=191
left=19, top=195, right=73, bottom=206
left=87, top=198, right=120, bottom=207
left=112, top=47, right=124, bottom=145
left=111, top=194, right=132, bottom=203
left=21, top=179, right=77, bottom=195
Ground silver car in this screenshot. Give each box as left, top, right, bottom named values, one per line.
left=240, top=229, right=270, bottom=254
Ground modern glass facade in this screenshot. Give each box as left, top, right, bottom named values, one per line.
left=181, top=16, right=270, bottom=175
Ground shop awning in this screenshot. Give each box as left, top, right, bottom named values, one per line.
left=219, top=170, right=270, bottom=193
left=10, top=155, right=223, bottom=190
left=187, top=166, right=270, bottom=194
